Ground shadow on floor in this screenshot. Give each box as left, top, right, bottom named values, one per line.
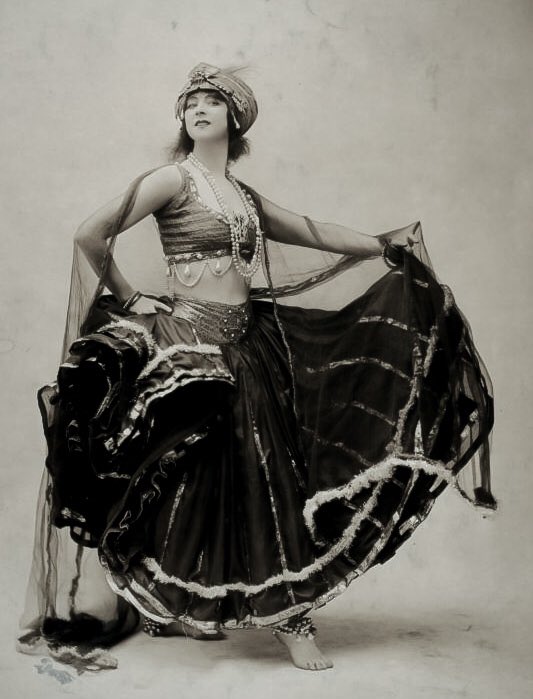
left=125, top=609, right=487, bottom=669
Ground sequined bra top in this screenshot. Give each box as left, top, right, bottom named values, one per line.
left=153, top=164, right=257, bottom=264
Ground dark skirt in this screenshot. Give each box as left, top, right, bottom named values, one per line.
left=39, top=259, right=494, bottom=632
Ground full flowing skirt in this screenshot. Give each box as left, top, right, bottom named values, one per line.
left=37, top=256, right=494, bottom=633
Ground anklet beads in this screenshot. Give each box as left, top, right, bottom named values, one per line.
left=142, top=618, right=164, bottom=637
left=272, top=616, right=317, bottom=640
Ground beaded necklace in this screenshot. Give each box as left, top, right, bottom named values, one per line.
left=186, top=153, right=263, bottom=279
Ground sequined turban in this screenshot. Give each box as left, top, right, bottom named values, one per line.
left=175, top=63, right=258, bottom=135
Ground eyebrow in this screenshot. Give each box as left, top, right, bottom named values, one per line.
left=186, top=90, right=222, bottom=102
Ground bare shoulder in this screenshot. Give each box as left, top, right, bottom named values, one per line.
left=130, top=163, right=185, bottom=214
left=141, top=164, right=184, bottom=198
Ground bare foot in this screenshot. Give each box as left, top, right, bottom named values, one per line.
left=150, top=620, right=226, bottom=640
left=274, top=632, right=333, bottom=670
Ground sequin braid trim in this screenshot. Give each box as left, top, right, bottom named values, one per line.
left=160, top=471, right=189, bottom=564
left=302, top=427, right=374, bottom=468
left=138, top=454, right=459, bottom=599
left=302, top=427, right=374, bottom=469
left=106, top=368, right=233, bottom=454
left=357, top=315, right=430, bottom=343
left=390, top=281, right=454, bottom=453
left=251, top=412, right=296, bottom=604
left=331, top=399, right=395, bottom=427
left=305, top=357, right=411, bottom=381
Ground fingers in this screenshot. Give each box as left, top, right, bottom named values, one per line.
left=153, top=301, right=173, bottom=314
left=127, top=294, right=173, bottom=315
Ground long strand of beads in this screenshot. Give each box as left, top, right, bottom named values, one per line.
left=225, top=171, right=263, bottom=278
left=187, top=153, right=262, bottom=279
left=186, top=153, right=263, bottom=280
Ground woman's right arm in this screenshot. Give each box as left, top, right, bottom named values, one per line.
left=74, top=165, right=183, bottom=309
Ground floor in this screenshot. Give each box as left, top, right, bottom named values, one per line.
left=5, top=580, right=532, bottom=699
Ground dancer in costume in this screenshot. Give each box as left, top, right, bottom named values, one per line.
left=19, top=63, right=495, bottom=672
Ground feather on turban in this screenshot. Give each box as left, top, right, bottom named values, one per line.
left=175, top=63, right=258, bottom=135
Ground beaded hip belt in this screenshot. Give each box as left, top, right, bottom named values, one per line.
left=171, top=294, right=252, bottom=344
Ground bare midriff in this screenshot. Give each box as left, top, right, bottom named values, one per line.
left=169, top=258, right=251, bottom=305
left=156, top=164, right=260, bottom=305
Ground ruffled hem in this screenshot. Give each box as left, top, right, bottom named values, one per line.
left=103, top=454, right=449, bottom=630
left=136, top=455, right=456, bottom=599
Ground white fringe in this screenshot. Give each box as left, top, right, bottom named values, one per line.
left=302, top=455, right=456, bottom=540
left=136, top=454, right=455, bottom=599
left=97, top=319, right=157, bottom=355
left=138, top=343, right=222, bottom=380
left=106, top=475, right=419, bottom=631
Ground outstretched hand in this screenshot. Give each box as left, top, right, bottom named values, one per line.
left=128, top=294, right=173, bottom=315
left=377, top=224, right=421, bottom=268
left=381, top=241, right=407, bottom=267
left=376, top=222, right=420, bottom=251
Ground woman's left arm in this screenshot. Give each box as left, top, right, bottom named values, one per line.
left=259, top=195, right=383, bottom=258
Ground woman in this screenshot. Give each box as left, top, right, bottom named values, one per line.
left=19, top=63, right=495, bottom=673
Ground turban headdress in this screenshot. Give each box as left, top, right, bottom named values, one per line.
left=175, top=63, right=258, bottom=135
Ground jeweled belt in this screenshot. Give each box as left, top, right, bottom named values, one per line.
left=170, top=294, right=252, bottom=344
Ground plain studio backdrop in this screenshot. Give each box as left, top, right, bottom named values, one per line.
left=1, top=1, right=531, bottom=697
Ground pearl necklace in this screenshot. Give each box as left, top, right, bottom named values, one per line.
left=186, top=153, right=263, bottom=280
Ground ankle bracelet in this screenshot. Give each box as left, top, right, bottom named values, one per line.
left=142, top=618, right=164, bottom=637
left=272, top=615, right=317, bottom=640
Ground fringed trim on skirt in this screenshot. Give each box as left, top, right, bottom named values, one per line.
left=104, top=467, right=424, bottom=631
left=131, top=454, right=461, bottom=600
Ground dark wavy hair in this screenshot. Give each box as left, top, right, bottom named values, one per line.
left=167, top=91, right=251, bottom=164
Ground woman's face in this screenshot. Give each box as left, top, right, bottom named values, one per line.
left=183, top=90, right=229, bottom=142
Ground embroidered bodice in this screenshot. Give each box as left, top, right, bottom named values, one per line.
left=153, top=164, right=257, bottom=264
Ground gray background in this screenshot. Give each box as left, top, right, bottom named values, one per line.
left=1, top=0, right=532, bottom=697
